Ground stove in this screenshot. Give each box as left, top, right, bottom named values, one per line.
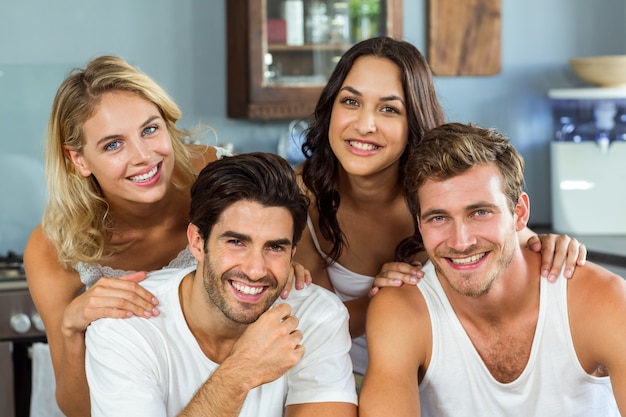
left=0, top=250, right=26, bottom=282
left=0, top=251, right=47, bottom=417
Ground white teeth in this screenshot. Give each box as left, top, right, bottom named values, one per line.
left=231, top=281, right=264, bottom=295
left=349, top=140, right=378, bottom=151
left=450, top=253, right=486, bottom=265
left=129, top=165, right=158, bottom=182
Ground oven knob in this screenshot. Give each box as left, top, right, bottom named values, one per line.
left=10, top=313, right=32, bottom=334
left=32, top=313, right=45, bottom=332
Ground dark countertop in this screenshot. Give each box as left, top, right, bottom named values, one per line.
left=570, top=235, right=626, bottom=267
left=533, top=226, right=626, bottom=267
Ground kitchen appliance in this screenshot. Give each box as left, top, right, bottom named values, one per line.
left=0, top=252, right=47, bottom=417
left=549, top=88, right=626, bottom=234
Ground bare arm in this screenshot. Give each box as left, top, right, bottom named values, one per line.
left=359, top=286, right=427, bottom=417
left=286, top=402, right=356, bottom=417
left=25, top=225, right=159, bottom=417
left=568, top=264, right=626, bottom=414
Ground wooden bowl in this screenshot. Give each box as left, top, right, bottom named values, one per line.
left=569, top=55, right=626, bottom=88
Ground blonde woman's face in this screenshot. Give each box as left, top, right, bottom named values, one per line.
left=329, top=56, right=409, bottom=178
left=66, top=90, right=175, bottom=205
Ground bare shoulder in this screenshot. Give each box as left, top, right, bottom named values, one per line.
left=568, top=261, right=626, bottom=308
left=367, top=284, right=431, bottom=360
left=186, top=144, right=222, bottom=174
left=568, top=262, right=626, bottom=372
left=371, top=282, right=427, bottom=311
left=24, top=224, right=83, bottom=295
left=294, top=216, right=332, bottom=289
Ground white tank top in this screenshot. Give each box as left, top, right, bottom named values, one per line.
left=306, top=216, right=373, bottom=374
left=417, top=262, right=618, bottom=416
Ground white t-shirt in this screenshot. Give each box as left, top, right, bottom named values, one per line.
left=85, top=266, right=357, bottom=417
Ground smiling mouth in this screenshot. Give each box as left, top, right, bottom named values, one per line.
left=348, top=140, right=380, bottom=151
left=449, top=252, right=486, bottom=265
left=128, top=163, right=159, bottom=183
left=230, top=281, right=266, bottom=295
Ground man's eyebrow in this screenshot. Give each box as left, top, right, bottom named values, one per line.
left=420, top=202, right=499, bottom=220
left=420, top=208, right=448, bottom=220
left=219, top=232, right=292, bottom=247
left=219, top=231, right=251, bottom=242
left=267, top=238, right=293, bottom=247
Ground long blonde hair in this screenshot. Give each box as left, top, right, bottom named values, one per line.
left=42, top=55, right=198, bottom=267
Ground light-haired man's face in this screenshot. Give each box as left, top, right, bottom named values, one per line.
left=193, top=200, right=295, bottom=324
left=417, top=164, right=527, bottom=297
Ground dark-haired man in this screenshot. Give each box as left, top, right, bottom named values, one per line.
left=86, top=153, right=357, bottom=417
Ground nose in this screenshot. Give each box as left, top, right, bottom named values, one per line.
left=129, top=137, right=150, bottom=164
left=240, top=249, right=267, bottom=281
left=355, top=110, right=376, bottom=136
left=447, top=221, right=477, bottom=252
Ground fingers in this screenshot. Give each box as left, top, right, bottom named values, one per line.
left=373, top=262, right=424, bottom=289
left=120, top=271, right=149, bottom=283
left=231, top=303, right=304, bottom=385
left=534, top=234, right=587, bottom=283
left=281, top=273, right=294, bottom=300
left=292, top=262, right=312, bottom=290
left=85, top=277, right=160, bottom=320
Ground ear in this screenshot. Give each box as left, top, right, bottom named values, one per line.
left=64, top=148, right=92, bottom=177
left=514, top=192, right=530, bottom=232
left=187, top=223, right=205, bottom=262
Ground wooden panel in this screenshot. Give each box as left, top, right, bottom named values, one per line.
left=428, top=0, right=501, bottom=76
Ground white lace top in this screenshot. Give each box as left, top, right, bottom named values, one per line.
left=75, top=247, right=197, bottom=288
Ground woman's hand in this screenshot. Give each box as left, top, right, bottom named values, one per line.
left=61, top=271, right=159, bottom=336
left=369, top=262, right=425, bottom=297
left=280, top=261, right=312, bottom=299
left=527, top=234, right=587, bottom=282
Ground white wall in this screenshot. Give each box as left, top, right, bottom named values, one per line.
left=0, top=0, right=624, bottom=253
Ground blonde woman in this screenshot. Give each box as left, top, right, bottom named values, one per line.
left=25, top=56, right=308, bottom=416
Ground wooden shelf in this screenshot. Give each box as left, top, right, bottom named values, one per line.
left=227, top=0, right=403, bottom=120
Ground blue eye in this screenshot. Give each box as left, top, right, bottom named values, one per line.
left=142, top=125, right=157, bottom=136
left=104, top=140, right=121, bottom=151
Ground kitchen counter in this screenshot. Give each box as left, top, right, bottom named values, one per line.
left=533, top=227, right=626, bottom=276
left=571, top=234, right=626, bottom=267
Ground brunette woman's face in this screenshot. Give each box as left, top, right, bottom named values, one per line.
left=328, top=56, right=409, bottom=178
left=66, top=90, right=175, bottom=206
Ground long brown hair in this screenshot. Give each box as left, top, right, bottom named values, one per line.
left=301, top=36, right=445, bottom=263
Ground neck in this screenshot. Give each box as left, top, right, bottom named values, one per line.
left=336, top=164, right=403, bottom=207
left=108, top=186, right=189, bottom=229
left=179, top=271, right=246, bottom=363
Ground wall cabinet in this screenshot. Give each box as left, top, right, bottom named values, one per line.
left=227, top=0, right=403, bottom=120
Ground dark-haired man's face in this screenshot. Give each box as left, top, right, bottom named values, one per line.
left=198, top=201, right=295, bottom=324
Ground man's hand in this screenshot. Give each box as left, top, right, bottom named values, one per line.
left=228, top=303, right=305, bottom=388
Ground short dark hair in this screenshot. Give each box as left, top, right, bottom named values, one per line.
left=189, top=152, right=310, bottom=245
